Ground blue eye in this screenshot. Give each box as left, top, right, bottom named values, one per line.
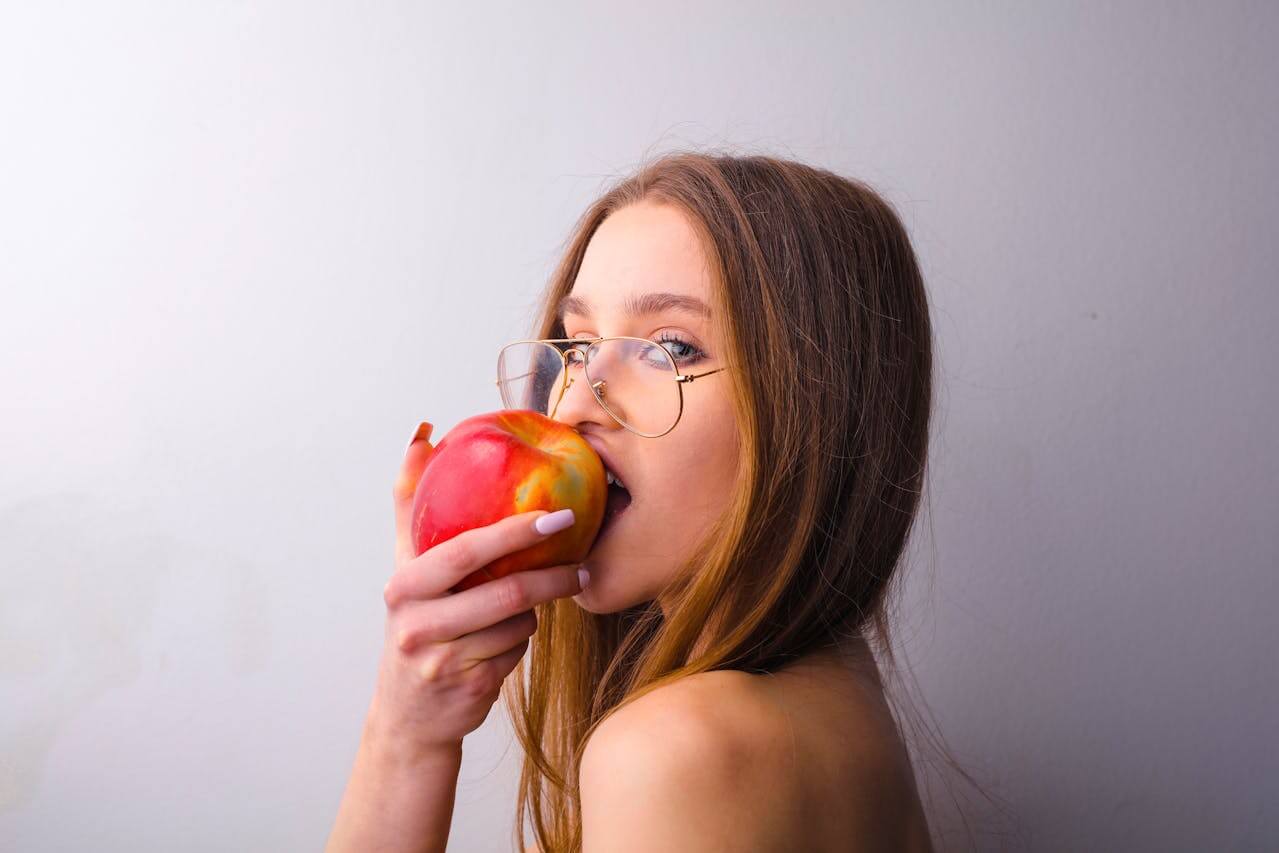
left=561, top=332, right=708, bottom=366
left=655, top=332, right=706, bottom=364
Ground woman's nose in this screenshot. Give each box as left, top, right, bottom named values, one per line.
left=550, top=362, right=612, bottom=428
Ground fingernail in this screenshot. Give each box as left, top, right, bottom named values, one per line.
left=577, top=567, right=590, bottom=588
left=533, top=508, right=575, bottom=535
left=406, top=421, right=433, bottom=452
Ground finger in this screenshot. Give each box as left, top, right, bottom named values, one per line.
left=390, top=563, right=583, bottom=644
left=399, top=608, right=538, bottom=659
left=394, top=421, right=436, bottom=567
left=386, top=507, right=578, bottom=605
left=482, top=636, right=532, bottom=685
left=459, top=610, right=539, bottom=664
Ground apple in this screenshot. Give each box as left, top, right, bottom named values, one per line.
left=409, top=410, right=607, bottom=592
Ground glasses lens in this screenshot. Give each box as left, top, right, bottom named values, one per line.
left=497, top=341, right=569, bottom=416
left=496, top=339, right=682, bottom=437
left=582, top=338, right=681, bottom=437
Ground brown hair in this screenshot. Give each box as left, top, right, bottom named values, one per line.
left=502, top=148, right=1013, bottom=851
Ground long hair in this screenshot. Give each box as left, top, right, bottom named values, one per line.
left=502, top=149, right=1010, bottom=852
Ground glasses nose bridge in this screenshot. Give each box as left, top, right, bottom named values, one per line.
left=563, top=340, right=611, bottom=395
left=548, top=341, right=607, bottom=421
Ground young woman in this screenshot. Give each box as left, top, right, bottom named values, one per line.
left=329, top=152, right=946, bottom=852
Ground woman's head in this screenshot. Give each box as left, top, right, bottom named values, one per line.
left=547, top=199, right=743, bottom=617
left=532, top=151, right=932, bottom=647
left=507, top=149, right=939, bottom=851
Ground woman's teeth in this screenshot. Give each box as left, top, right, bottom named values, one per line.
left=606, top=470, right=627, bottom=491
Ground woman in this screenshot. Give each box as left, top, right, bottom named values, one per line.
left=329, top=151, right=948, bottom=851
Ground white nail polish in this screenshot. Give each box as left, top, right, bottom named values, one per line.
left=534, top=508, right=575, bottom=535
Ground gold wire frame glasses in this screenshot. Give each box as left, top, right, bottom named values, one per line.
left=495, top=336, right=729, bottom=438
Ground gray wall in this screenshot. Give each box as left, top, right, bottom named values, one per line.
left=2, top=2, right=1275, bottom=850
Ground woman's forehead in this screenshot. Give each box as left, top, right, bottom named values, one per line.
left=568, top=203, right=713, bottom=320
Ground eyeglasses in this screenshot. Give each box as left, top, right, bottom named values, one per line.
left=495, top=336, right=729, bottom=438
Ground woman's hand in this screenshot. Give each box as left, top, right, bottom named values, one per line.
left=366, top=421, right=588, bottom=762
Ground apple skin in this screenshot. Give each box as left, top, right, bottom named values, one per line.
left=409, top=410, right=607, bottom=593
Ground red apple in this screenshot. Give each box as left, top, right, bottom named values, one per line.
left=409, top=410, right=607, bottom=592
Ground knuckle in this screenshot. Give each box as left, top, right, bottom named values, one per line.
left=443, top=536, right=476, bottom=572
left=433, top=643, right=457, bottom=671
left=383, top=578, right=399, bottom=609
left=496, top=577, right=530, bottom=613
left=417, top=658, right=441, bottom=684
left=396, top=628, right=414, bottom=653
left=418, top=648, right=451, bottom=684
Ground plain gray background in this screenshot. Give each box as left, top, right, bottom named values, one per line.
left=2, top=2, right=1276, bottom=851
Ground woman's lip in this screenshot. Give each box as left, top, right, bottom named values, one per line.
left=579, top=435, right=631, bottom=494
left=597, top=494, right=632, bottom=541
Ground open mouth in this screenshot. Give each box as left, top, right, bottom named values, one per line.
left=600, top=474, right=632, bottom=536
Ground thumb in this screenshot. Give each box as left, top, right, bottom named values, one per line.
left=394, top=421, right=435, bottom=566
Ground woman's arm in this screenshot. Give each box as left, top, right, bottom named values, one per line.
left=327, top=427, right=584, bottom=851
left=325, top=711, right=464, bottom=853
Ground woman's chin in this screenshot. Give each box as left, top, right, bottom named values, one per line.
left=570, top=586, right=598, bottom=612
left=589, top=505, right=630, bottom=556
left=574, top=505, right=649, bottom=614
left=569, top=563, right=621, bottom=614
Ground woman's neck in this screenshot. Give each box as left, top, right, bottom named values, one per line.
left=779, top=633, right=885, bottom=692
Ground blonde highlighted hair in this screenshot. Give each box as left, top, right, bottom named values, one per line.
left=502, top=149, right=1011, bottom=852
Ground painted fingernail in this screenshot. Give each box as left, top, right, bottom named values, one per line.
left=406, top=421, right=433, bottom=452
left=578, top=567, right=590, bottom=588
left=534, top=508, right=575, bottom=535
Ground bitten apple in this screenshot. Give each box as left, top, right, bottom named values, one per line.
left=409, top=410, right=607, bottom=592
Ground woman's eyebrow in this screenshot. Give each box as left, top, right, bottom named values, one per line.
left=556, top=291, right=712, bottom=321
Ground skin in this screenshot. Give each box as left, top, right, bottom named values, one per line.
left=552, top=198, right=740, bottom=618
left=327, top=199, right=930, bottom=852
left=542, top=199, right=934, bottom=851
left=572, top=644, right=936, bottom=852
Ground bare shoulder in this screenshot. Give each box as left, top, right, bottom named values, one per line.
left=748, top=656, right=938, bottom=852
left=524, top=658, right=931, bottom=852
left=572, top=660, right=933, bottom=852
left=576, top=669, right=802, bottom=851
left=587, top=668, right=791, bottom=768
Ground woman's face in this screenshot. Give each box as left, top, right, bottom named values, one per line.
left=553, top=199, right=740, bottom=616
